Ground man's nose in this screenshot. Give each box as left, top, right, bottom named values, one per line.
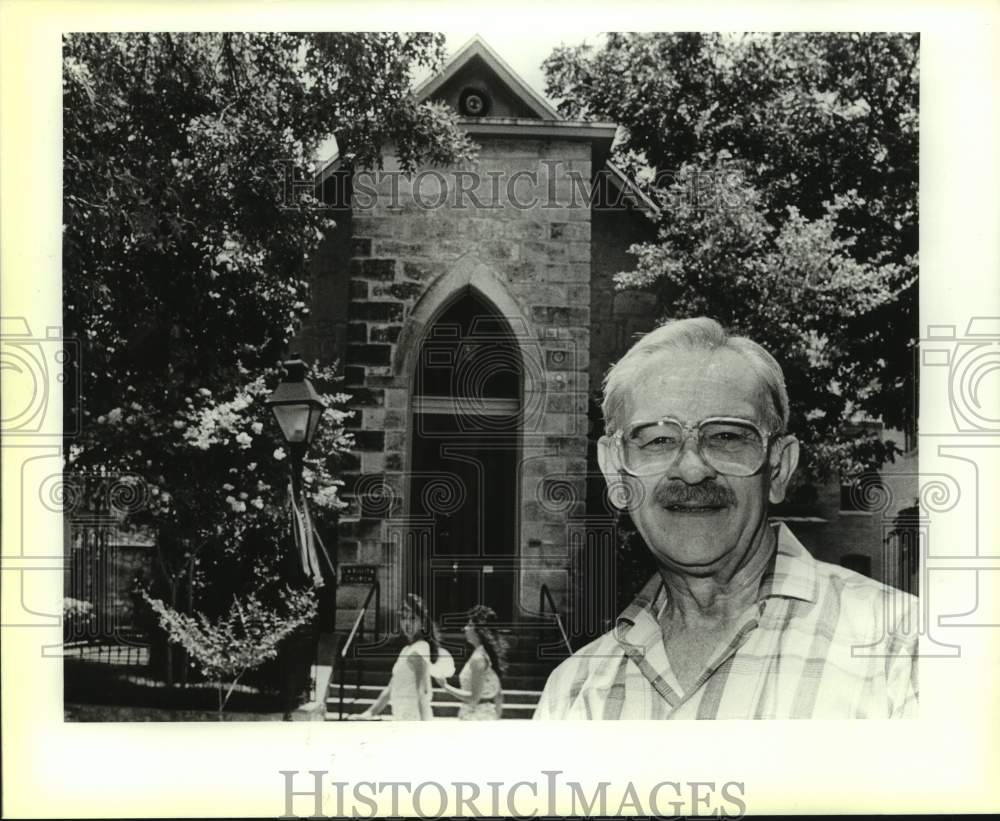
left=665, top=435, right=717, bottom=483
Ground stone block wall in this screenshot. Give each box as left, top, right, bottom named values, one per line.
left=319, top=137, right=598, bottom=626
left=589, top=205, right=659, bottom=394
left=300, top=183, right=352, bottom=366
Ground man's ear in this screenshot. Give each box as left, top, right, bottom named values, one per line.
left=768, top=435, right=800, bottom=504
left=597, top=435, right=629, bottom=511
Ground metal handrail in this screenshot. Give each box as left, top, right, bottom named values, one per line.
left=539, top=584, right=572, bottom=655
left=339, top=581, right=381, bottom=659
left=337, top=581, right=380, bottom=719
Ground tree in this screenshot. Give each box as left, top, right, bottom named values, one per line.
left=63, top=34, right=476, bottom=679
left=143, top=586, right=318, bottom=717
left=544, top=33, right=918, bottom=482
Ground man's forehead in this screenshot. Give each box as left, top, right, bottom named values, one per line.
left=626, top=348, right=765, bottom=418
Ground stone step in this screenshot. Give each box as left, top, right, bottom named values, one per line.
left=341, top=643, right=569, bottom=668
left=326, top=696, right=540, bottom=721
left=338, top=663, right=565, bottom=687
left=335, top=653, right=566, bottom=670
left=342, top=646, right=571, bottom=664
left=326, top=683, right=543, bottom=721
left=330, top=670, right=548, bottom=693
left=331, top=632, right=569, bottom=700
left=342, top=630, right=571, bottom=654
left=330, top=683, right=542, bottom=704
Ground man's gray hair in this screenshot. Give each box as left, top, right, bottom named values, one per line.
left=601, top=317, right=790, bottom=435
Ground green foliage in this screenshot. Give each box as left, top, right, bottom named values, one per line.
left=545, top=33, right=918, bottom=480
left=64, top=32, right=473, bottom=439
left=63, top=33, right=475, bottom=608
left=143, top=587, right=318, bottom=712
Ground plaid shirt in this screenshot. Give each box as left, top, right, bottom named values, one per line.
left=534, top=523, right=918, bottom=720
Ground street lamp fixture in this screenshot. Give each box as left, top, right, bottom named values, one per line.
left=265, top=356, right=325, bottom=453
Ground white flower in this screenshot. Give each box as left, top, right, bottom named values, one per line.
left=273, top=448, right=286, bottom=461
left=235, top=431, right=253, bottom=449
left=63, top=597, right=94, bottom=617
left=222, top=483, right=235, bottom=492
left=198, top=388, right=212, bottom=397
left=173, top=420, right=186, bottom=429
left=247, top=462, right=257, bottom=472
left=251, top=497, right=264, bottom=510
left=314, top=485, right=344, bottom=510
left=106, top=408, right=123, bottom=425
left=250, top=421, right=263, bottom=435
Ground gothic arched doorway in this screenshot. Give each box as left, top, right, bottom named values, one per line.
left=409, top=288, right=521, bottom=625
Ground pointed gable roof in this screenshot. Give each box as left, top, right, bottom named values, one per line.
left=414, top=35, right=561, bottom=121
left=318, top=37, right=657, bottom=218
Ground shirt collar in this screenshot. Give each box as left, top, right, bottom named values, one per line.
left=615, top=572, right=666, bottom=641
left=758, top=522, right=818, bottom=603
left=614, top=521, right=819, bottom=636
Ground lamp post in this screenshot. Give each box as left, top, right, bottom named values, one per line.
left=265, top=355, right=327, bottom=715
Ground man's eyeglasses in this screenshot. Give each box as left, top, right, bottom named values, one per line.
left=611, top=416, right=779, bottom=478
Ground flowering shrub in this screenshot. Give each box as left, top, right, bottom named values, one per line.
left=74, top=363, right=355, bottom=639
left=143, top=587, right=318, bottom=714
left=174, top=364, right=353, bottom=538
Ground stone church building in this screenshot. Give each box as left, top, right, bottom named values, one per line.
left=300, top=37, right=917, bottom=639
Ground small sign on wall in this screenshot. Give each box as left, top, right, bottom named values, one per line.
left=340, top=564, right=378, bottom=585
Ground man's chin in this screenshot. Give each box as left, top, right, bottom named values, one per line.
left=641, top=512, right=734, bottom=570
left=652, top=549, right=728, bottom=576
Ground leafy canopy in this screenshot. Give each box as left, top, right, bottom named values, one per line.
left=545, top=33, right=918, bottom=480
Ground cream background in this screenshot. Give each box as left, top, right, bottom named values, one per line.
left=2, top=0, right=999, bottom=816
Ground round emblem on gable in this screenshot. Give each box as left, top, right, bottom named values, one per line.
left=459, top=87, right=491, bottom=117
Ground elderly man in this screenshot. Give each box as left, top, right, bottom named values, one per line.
left=535, top=317, right=918, bottom=719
